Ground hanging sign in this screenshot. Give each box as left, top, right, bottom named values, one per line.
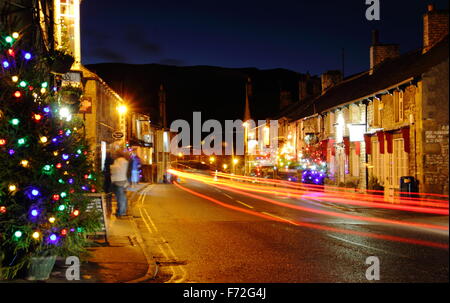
left=112, top=131, right=124, bottom=139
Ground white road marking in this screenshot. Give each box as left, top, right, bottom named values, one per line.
left=235, top=200, right=254, bottom=209
left=327, top=234, right=411, bottom=258
left=223, top=193, right=233, bottom=199
left=261, top=211, right=298, bottom=226
left=126, top=185, right=159, bottom=283
left=139, top=189, right=187, bottom=283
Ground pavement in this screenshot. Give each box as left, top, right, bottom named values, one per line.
left=76, top=183, right=158, bottom=283
left=8, top=183, right=158, bottom=283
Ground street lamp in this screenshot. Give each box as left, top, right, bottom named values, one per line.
left=232, top=158, right=239, bottom=174
left=117, top=104, right=127, bottom=115
left=116, top=104, right=128, bottom=146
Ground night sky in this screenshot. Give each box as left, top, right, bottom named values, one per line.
left=81, top=0, right=449, bottom=77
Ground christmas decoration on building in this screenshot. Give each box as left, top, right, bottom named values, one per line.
left=299, top=134, right=327, bottom=185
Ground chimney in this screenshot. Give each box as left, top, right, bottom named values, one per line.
left=299, top=74, right=322, bottom=102
left=321, top=70, right=342, bottom=94
left=299, top=74, right=309, bottom=102
left=423, top=4, right=449, bottom=53
left=280, top=90, right=293, bottom=110
left=370, top=30, right=400, bottom=72
left=372, top=29, right=379, bottom=45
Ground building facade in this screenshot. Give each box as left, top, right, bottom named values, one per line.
left=252, top=5, right=449, bottom=196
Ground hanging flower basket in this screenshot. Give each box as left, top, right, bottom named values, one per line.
left=59, top=86, right=83, bottom=112
left=50, top=51, right=75, bottom=75
left=61, top=88, right=82, bottom=104
left=26, top=255, right=57, bottom=281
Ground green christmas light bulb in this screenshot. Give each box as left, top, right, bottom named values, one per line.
left=18, top=138, right=26, bottom=145
left=58, top=205, right=66, bottom=211
left=41, top=82, right=48, bottom=88
left=10, top=118, right=20, bottom=126
left=60, top=192, right=67, bottom=198
left=5, top=36, right=13, bottom=43
left=19, top=81, right=27, bottom=88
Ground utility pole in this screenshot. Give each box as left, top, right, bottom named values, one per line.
left=243, top=77, right=252, bottom=176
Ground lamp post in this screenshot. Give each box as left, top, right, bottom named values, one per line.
left=232, top=158, right=239, bottom=174
left=209, top=156, right=216, bottom=170
left=116, top=104, right=128, bottom=147
left=243, top=121, right=248, bottom=176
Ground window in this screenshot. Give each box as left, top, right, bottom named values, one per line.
left=350, top=146, right=360, bottom=177
left=372, top=141, right=384, bottom=185
left=373, top=100, right=381, bottom=127
left=394, top=91, right=404, bottom=123
left=329, top=112, right=335, bottom=134
left=393, top=139, right=409, bottom=187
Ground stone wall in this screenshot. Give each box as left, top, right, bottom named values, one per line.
left=420, top=58, right=449, bottom=194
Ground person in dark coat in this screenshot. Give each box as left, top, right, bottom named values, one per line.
left=103, top=151, right=114, bottom=193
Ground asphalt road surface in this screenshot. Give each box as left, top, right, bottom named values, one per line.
left=130, top=178, right=448, bottom=283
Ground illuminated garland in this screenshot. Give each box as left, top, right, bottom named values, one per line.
left=0, top=30, right=100, bottom=279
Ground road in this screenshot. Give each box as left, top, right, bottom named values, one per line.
left=130, top=176, right=449, bottom=283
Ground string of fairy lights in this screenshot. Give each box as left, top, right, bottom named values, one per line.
left=0, top=30, right=98, bottom=251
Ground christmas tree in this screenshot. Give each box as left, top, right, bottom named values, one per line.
left=0, top=29, right=101, bottom=279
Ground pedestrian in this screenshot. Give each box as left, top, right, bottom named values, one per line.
left=102, top=149, right=115, bottom=215
left=110, top=150, right=130, bottom=217
left=130, top=151, right=141, bottom=186
left=102, top=150, right=114, bottom=193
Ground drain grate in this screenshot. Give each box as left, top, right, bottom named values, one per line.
left=156, top=260, right=187, bottom=266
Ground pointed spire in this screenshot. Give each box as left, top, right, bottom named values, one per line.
left=244, top=77, right=252, bottom=122
left=159, top=84, right=167, bottom=128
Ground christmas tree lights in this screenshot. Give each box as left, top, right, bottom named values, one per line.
left=0, top=28, right=101, bottom=279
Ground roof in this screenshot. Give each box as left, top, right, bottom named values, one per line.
left=282, top=35, right=449, bottom=121
left=80, top=65, right=125, bottom=103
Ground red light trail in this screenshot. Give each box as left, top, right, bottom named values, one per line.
left=168, top=169, right=449, bottom=216
left=174, top=181, right=448, bottom=250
